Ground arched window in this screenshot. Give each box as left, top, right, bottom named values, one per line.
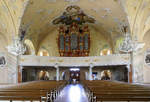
left=38, top=49, right=49, bottom=56
left=24, top=39, right=35, bottom=55
left=143, top=30, right=150, bottom=65
left=38, top=70, right=49, bottom=80
left=100, top=70, right=112, bottom=80
left=100, top=49, right=112, bottom=56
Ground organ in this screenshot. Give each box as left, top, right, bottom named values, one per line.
left=58, top=23, right=90, bottom=57
left=53, top=5, right=95, bottom=57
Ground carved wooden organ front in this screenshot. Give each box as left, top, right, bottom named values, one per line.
left=58, top=23, right=90, bottom=57
left=53, top=5, right=95, bottom=57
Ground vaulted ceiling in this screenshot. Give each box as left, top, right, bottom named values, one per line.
left=21, top=0, right=129, bottom=52
left=0, top=0, right=150, bottom=55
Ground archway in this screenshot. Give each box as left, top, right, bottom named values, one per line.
left=38, top=70, right=50, bottom=80
left=100, top=49, right=112, bottom=56
left=24, top=39, right=35, bottom=55
left=100, top=70, right=112, bottom=80
left=143, top=29, right=150, bottom=82
left=37, top=49, right=49, bottom=56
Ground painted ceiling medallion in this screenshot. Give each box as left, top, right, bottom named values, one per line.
left=52, top=5, right=95, bottom=25
left=113, top=0, right=118, bottom=2
left=10, top=0, right=16, bottom=3
left=88, top=0, right=96, bottom=2
left=101, top=14, right=108, bottom=19
left=65, top=0, right=79, bottom=2
left=47, top=0, right=56, bottom=2
left=36, top=9, right=45, bottom=14
left=102, top=8, right=112, bottom=14
left=91, top=8, right=99, bottom=13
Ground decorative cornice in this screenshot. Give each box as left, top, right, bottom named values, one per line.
left=19, top=54, right=130, bottom=67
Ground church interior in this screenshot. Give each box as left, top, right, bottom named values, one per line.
left=0, top=0, right=150, bottom=102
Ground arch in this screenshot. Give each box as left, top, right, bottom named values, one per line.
left=38, top=70, right=49, bottom=80
left=100, top=49, right=112, bottom=56
left=0, top=34, right=8, bottom=52
left=143, top=29, right=150, bottom=49
left=143, top=30, right=150, bottom=65
left=143, top=29, right=150, bottom=83
left=100, top=70, right=112, bottom=80
left=37, top=49, right=49, bottom=56
left=24, top=39, right=35, bottom=55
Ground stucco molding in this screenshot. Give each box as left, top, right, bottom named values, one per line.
left=19, top=54, right=130, bottom=67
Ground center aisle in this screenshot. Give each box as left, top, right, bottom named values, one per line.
left=55, top=84, right=89, bottom=102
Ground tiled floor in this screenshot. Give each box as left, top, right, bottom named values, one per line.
left=55, top=84, right=89, bottom=102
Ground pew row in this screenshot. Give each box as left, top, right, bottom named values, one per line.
left=82, top=80, right=150, bottom=102
left=0, top=80, right=67, bottom=102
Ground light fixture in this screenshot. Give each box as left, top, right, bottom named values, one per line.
left=119, top=26, right=133, bottom=53
left=119, top=26, right=145, bottom=53
left=7, top=37, right=26, bottom=55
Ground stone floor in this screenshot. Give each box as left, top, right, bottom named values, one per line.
left=55, top=84, right=89, bottom=102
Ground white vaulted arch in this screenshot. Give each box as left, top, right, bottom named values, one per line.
left=24, top=39, right=35, bottom=55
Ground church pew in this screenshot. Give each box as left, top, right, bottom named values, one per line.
left=0, top=81, right=66, bottom=99
left=0, top=90, right=48, bottom=101
left=84, top=82, right=150, bottom=90
left=0, top=80, right=67, bottom=102
left=96, top=97, right=150, bottom=101
left=82, top=80, right=150, bottom=102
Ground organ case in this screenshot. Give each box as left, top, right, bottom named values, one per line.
left=58, top=23, right=90, bottom=57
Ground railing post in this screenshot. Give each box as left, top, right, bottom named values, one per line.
left=89, top=63, right=94, bottom=81
left=54, top=63, right=59, bottom=81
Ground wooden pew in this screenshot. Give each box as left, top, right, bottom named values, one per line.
left=82, top=80, right=150, bottom=102
left=0, top=80, right=67, bottom=102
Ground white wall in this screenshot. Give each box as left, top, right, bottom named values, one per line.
left=0, top=53, right=18, bottom=84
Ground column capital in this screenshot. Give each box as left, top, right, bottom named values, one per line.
left=54, top=63, right=59, bottom=68
left=89, top=64, right=93, bottom=81
left=126, top=64, right=130, bottom=68
left=126, top=64, right=130, bottom=72
left=89, top=63, right=94, bottom=68
left=19, top=65, right=23, bottom=69
left=56, top=64, right=60, bottom=81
